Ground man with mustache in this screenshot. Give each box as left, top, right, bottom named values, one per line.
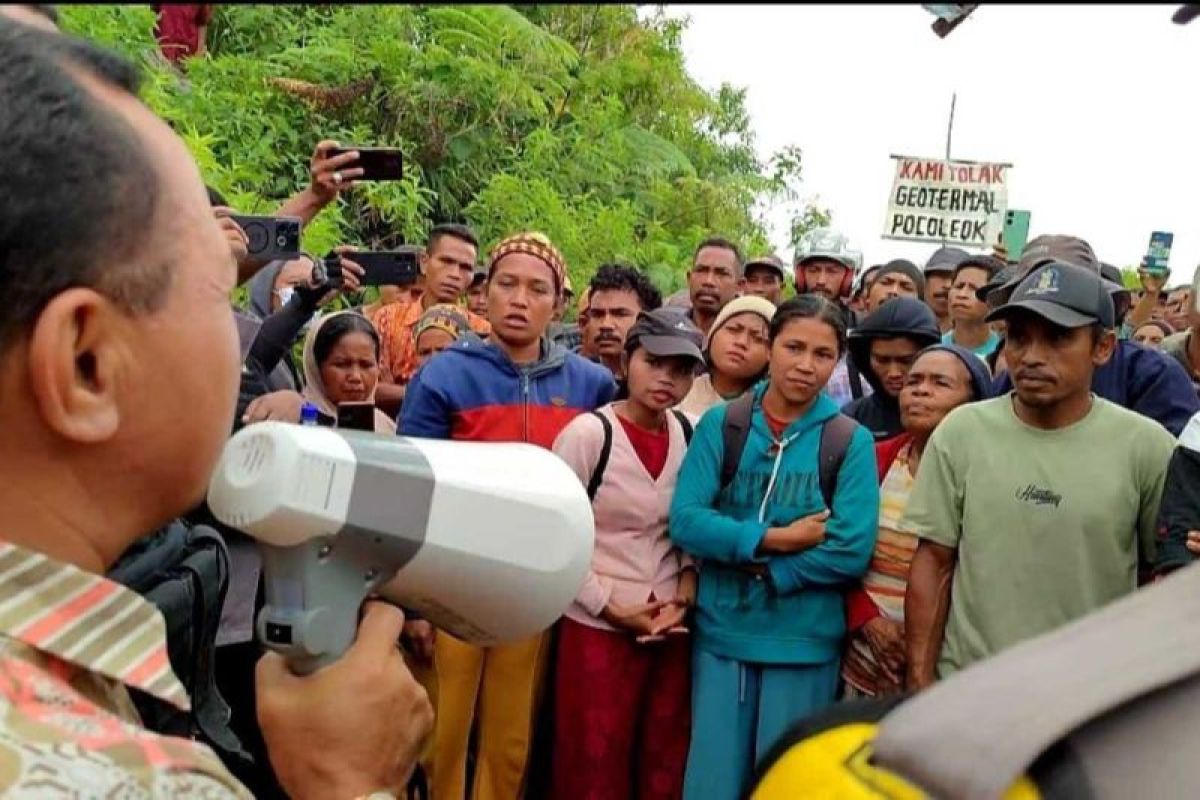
left=904, top=263, right=1175, bottom=690
left=923, top=246, right=969, bottom=333
left=686, top=237, right=743, bottom=336
left=843, top=297, right=941, bottom=441
left=583, top=262, right=663, bottom=381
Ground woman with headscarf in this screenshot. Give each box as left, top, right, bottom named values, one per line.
left=412, top=303, right=474, bottom=371
left=842, top=343, right=993, bottom=697
left=300, top=310, right=395, bottom=433
left=676, top=295, right=775, bottom=421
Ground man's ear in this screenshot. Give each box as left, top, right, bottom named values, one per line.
left=1093, top=328, right=1118, bottom=368
left=419, top=252, right=430, bottom=277
left=25, top=289, right=126, bottom=444
left=738, top=277, right=748, bottom=292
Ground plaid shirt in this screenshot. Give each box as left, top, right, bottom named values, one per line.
left=376, top=293, right=491, bottom=385
left=0, top=541, right=249, bottom=797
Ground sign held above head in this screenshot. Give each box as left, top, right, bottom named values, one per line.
left=883, top=154, right=1011, bottom=249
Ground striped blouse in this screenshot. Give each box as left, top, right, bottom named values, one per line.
left=842, top=443, right=920, bottom=696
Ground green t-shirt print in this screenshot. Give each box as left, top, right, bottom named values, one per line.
left=902, top=395, right=1175, bottom=678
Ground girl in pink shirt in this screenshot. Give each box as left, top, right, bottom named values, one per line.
left=550, top=309, right=707, bottom=800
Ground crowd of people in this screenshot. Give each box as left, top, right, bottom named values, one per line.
left=5, top=6, right=1200, bottom=800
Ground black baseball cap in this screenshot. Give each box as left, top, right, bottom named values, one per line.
left=625, top=308, right=705, bottom=366
left=925, top=246, right=970, bottom=275
left=986, top=262, right=1115, bottom=329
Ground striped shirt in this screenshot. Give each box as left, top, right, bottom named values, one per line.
left=0, top=541, right=249, bottom=797
left=842, top=443, right=919, bottom=696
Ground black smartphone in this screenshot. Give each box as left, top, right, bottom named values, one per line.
left=336, top=401, right=377, bottom=432
left=228, top=214, right=302, bottom=260
left=326, top=146, right=403, bottom=181
left=324, top=250, right=420, bottom=288
left=355, top=251, right=421, bottom=287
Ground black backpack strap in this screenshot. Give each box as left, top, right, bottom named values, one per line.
left=720, top=393, right=756, bottom=492
left=848, top=359, right=864, bottom=401
left=671, top=409, right=694, bottom=445
left=818, top=414, right=858, bottom=510
left=586, top=411, right=614, bottom=501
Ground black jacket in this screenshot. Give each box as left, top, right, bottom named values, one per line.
left=1155, top=412, right=1200, bottom=575
left=841, top=297, right=941, bottom=441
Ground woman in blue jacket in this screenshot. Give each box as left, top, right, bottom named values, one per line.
left=670, top=295, right=880, bottom=800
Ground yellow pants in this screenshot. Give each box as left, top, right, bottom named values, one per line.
left=403, top=651, right=438, bottom=778
left=431, top=630, right=549, bottom=800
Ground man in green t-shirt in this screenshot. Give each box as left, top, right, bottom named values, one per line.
left=903, top=262, right=1176, bottom=689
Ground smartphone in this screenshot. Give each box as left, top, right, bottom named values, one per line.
left=1144, top=231, right=1174, bottom=278
left=324, top=250, right=421, bottom=288
left=228, top=214, right=302, bottom=260
left=336, top=402, right=377, bottom=432
left=355, top=251, right=421, bottom=286
left=326, top=146, right=403, bottom=181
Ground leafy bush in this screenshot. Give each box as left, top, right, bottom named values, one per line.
left=61, top=4, right=828, bottom=299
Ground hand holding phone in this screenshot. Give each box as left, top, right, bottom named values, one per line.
left=310, top=140, right=365, bottom=201
left=228, top=215, right=302, bottom=261
left=337, top=402, right=378, bottom=432
left=324, top=146, right=403, bottom=182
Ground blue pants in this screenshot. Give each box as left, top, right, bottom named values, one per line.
left=683, top=648, right=840, bottom=800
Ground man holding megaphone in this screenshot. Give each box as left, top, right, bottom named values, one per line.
left=0, top=20, right=596, bottom=800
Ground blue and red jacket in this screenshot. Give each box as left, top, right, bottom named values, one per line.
left=397, top=337, right=617, bottom=447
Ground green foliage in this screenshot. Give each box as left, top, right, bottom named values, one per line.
left=61, top=4, right=827, bottom=298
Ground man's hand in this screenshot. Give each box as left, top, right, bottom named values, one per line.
left=213, top=206, right=250, bottom=265
left=243, top=390, right=305, bottom=425
left=313, top=246, right=366, bottom=307
left=862, top=617, right=906, bottom=687
left=1139, top=268, right=1168, bottom=296
left=1185, top=530, right=1200, bottom=555
left=256, top=602, right=434, bottom=800
left=402, top=619, right=436, bottom=663
left=600, top=599, right=671, bottom=638
left=310, top=140, right=365, bottom=205
left=759, top=510, right=830, bottom=555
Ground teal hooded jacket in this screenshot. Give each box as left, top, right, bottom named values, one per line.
left=670, top=383, right=880, bottom=665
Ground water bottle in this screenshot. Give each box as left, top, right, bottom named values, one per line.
left=300, top=402, right=319, bottom=427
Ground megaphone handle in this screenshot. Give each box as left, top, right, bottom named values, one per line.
left=256, top=540, right=367, bottom=676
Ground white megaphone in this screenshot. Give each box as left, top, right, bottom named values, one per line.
left=207, top=422, right=594, bottom=674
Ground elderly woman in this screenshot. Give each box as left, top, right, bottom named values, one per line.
left=243, top=310, right=393, bottom=432
left=842, top=343, right=993, bottom=697
left=301, top=310, right=395, bottom=432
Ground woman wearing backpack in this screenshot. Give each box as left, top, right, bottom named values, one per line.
left=670, top=295, right=881, bottom=800
left=549, top=309, right=707, bottom=799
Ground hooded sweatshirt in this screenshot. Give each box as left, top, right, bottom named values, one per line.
left=669, top=382, right=879, bottom=664
left=398, top=335, right=617, bottom=446
left=993, top=339, right=1199, bottom=437
left=842, top=297, right=941, bottom=441
left=245, top=259, right=300, bottom=392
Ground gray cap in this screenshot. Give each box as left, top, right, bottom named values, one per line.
left=625, top=308, right=705, bottom=365
left=744, top=253, right=787, bottom=281
left=794, top=227, right=862, bottom=271
left=986, top=262, right=1115, bottom=329
left=984, top=234, right=1101, bottom=309
left=925, top=246, right=970, bottom=275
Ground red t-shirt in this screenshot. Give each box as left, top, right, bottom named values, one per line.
left=618, top=415, right=669, bottom=480
left=763, top=407, right=791, bottom=440
left=154, top=4, right=214, bottom=63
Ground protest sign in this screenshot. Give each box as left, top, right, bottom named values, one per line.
left=883, top=155, right=1009, bottom=247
